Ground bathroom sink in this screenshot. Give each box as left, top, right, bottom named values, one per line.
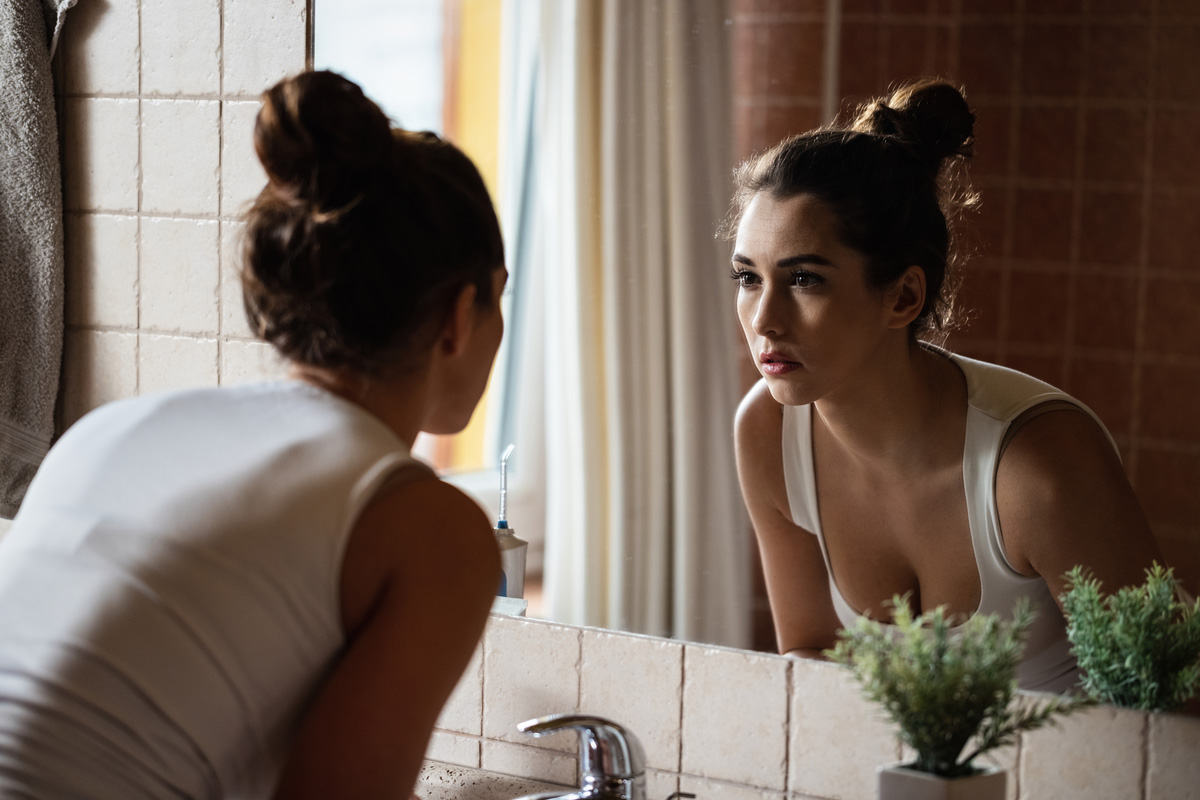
left=416, top=762, right=566, bottom=800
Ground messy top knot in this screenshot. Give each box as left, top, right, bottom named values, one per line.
left=726, top=78, right=977, bottom=337
left=241, top=71, right=504, bottom=377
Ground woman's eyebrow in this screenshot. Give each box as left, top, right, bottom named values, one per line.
left=732, top=252, right=836, bottom=268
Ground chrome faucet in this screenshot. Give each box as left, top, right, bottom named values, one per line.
left=512, top=714, right=646, bottom=800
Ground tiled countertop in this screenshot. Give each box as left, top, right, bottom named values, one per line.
left=416, top=761, right=566, bottom=800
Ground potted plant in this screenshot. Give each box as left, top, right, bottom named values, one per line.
left=827, top=595, right=1091, bottom=800
left=1062, top=563, right=1200, bottom=712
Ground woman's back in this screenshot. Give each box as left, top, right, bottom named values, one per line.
left=0, top=382, right=418, bottom=798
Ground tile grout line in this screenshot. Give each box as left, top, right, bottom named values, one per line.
left=217, top=0, right=226, bottom=386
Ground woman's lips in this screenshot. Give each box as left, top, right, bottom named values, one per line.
left=760, top=352, right=800, bottom=375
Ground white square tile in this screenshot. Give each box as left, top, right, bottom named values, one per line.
left=678, top=774, right=787, bottom=800
left=61, top=0, right=139, bottom=95
left=140, top=217, right=220, bottom=334
left=424, top=732, right=480, bottom=769
left=1019, top=703, right=1145, bottom=800
left=436, top=640, right=484, bottom=736
left=481, top=615, right=580, bottom=746
left=580, top=629, right=682, bottom=773
left=681, top=644, right=789, bottom=790
left=138, top=335, right=218, bottom=395
left=221, top=101, right=267, bottom=217
left=480, top=740, right=577, bottom=787
left=1146, top=711, right=1200, bottom=800
left=222, top=0, right=308, bottom=96
left=788, top=659, right=900, bottom=800
left=141, top=0, right=220, bottom=95
left=220, top=221, right=253, bottom=337
left=61, top=330, right=138, bottom=429
left=142, top=100, right=220, bottom=215
left=219, top=341, right=288, bottom=385
left=65, top=213, right=138, bottom=328
left=63, top=98, right=139, bottom=212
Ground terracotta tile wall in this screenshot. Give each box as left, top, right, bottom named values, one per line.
left=732, top=0, right=1200, bottom=651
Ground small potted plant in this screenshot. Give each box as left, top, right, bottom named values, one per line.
left=1062, top=563, right=1200, bottom=712
left=827, top=595, right=1091, bottom=800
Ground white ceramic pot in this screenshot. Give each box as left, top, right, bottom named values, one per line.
left=877, top=762, right=1006, bottom=800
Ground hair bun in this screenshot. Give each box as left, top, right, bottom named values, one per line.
left=254, top=70, right=394, bottom=212
left=853, top=79, right=975, bottom=168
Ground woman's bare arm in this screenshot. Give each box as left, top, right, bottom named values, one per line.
left=996, top=407, right=1166, bottom=606
left=271, top=478, right=500, bottom=800
left=735, top=380, right=842, bottom=657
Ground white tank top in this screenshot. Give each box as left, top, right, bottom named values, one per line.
left=781, top=350, right=1115, bottom=693
left=0, top=382, right=423, bottom=798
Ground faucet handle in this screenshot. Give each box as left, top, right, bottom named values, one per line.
left=518, top=714, right=646, bottom=782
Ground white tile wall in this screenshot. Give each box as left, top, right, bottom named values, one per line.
left=141, top=100, right=221, bottom=214
left=1146, top=713, right=1200, bottom=800
left=65, top=213, right=139, bottom=328
left=63, top=98, right=140, bottom=212
left=481, top=617, right=580, bottom=746
left=222, top=0, right=308, bottom=96
left=61, top=0, right=140, bottom=95
left=1020, top=704, right=1146, bottom=800
left=58, top=0, right=306, bottom=426
left=140, top=0, right=221, bottom=95
left=681, top=643, right=789, bottom=790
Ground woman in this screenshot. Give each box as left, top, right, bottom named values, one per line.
left=0, top=71, right=503, bottom=798
left=730, top=79, right=1163, bottom=693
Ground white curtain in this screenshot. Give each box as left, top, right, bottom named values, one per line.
left=498, top=0, right=749, bottom=647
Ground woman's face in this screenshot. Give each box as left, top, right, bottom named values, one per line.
left=732, top=192, right=895, bottom=407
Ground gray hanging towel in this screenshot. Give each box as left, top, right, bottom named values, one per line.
left=0, top=0, right=77, bottom=518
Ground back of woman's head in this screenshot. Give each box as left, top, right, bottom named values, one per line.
left=728, top=79, right=977, bottom=336
left=242, top=70, right=504, bottom=376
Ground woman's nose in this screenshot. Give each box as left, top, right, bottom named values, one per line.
left=751, top=286, right=787, bottom=338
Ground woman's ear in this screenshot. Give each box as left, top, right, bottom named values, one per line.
left=885, top=265, right=927, bottom=329
left=440, top=283, right=479, bottom=357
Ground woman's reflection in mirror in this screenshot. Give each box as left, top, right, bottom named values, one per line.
left=727, top=78, right=1164, bottom=694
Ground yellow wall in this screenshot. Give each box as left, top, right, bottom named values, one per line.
left=443, top=0, right=502, bottom=472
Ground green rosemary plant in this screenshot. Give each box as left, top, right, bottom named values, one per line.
left=1062, top=563, right=1200, bottom=712
left=827, top=595, right=1091, bottom=778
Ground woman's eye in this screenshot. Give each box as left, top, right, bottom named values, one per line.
left=729, top=268, right=760, bottom=287
left=791, top=270, right=823, bottom=289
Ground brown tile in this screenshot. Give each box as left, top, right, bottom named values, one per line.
left=1072, top=274, right=1138, bottom=350
left=930, top=24, right=955, bottom=77
left=1141, top=362, right=1200, bottom=441
left=1000, top=351, right=1066, bottom=386
left=1085, top=23, right=1151, bottom=100
left=968, top=192, right=1007, bottom=258
left=843, top=0, right=884, bottom=14
left=970, top=102, right=1011, bottom=178
left=958, top=22, right=1018, bottom=97
left=886, top=24, right=935, bottom=82
left=1013, top=189, right=1074, bottom=261
left=1147, top=191, right=1200, bottom=273
left=888, top=0, right=932, bottom=13
left=1078, top=191, right=1144, bottom=266
left=1065, top=357, right=1134, bottom=436
left=762, top=104, right=822, bottom=146
left=733, top=0, right=825, bottom=13
left=1150, top=110, right=1200, bottom=189
left=1154, top=529, right=1200, bottom=599
left=1090, top=0, right=1151, bottom=14
left=839, top=23, right=885, bottom=98
left=1018, top=106, right=1078, bottom=181
left=1134, top=449, right=1200, bottom=531
left=1027, top=0, right=1083, bottom=14
left=964, top=0, right=1018, bottom=15
left=735, top=21, right=825, bottom=98
left=1160, top=0, right=1200, bottom=18
left=1082, top=108, right=1147, bottom=184
left=952, top=264, right=1003, bottom=340
left=1156, top=25, right=1200, bottom=105
left=1141, top=279, right=1200, bottom=359
left=1007, top=268, right=1070, bottom=346
left=944, top=338, right=998, bottom=361
left=1022, top=23, right=1084, bottom=98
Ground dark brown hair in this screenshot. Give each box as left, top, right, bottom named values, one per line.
left=727, top=79, right=977, bottom=336
left=241, top=70, right=504, bottom=376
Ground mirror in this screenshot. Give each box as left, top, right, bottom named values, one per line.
left=315, top=1, right=1200, bottom=649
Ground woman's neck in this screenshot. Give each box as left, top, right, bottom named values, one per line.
left=289, top=365, right=431, bottom=449
left=811, top=340, right=967, bottom=474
